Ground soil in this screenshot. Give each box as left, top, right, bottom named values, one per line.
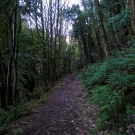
left=13, top=73, right=99, bottom=135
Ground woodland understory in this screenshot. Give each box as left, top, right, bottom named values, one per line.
left=1, top=0, right=135, bottom=134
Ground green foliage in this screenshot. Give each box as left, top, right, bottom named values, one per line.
left=127, top=35, right=135, bottom=46
left=0, top=102, right=33, bottom=134
left=32, top=87, right=44, bottom=99
left=81, top=48, right=135, bottom=132
left=108, top=8, right=131, bottom=26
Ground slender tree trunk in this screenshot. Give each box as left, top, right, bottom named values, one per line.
left=94, top=0, right=110, bottom=59
left=42, top=3, right=48, bottom=89
left=131, top=0, right=135, bottom=34
left=7, top=56, right=13, bottom=105
left=80, top=31, right=89, bottom=63
left=1, top=63, right=7, bottom=108
left=78, top=38, right=83, bottom=70
left=49, top=0, right=54, bottom=85
left=107, top=0, right=119, bottom=50
left=12, top=0, right=20, bottom=102
left=92, top=15, right=104, bottom=60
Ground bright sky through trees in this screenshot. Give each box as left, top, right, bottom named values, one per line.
left=66, top=0, right=81, bottom=44
left=68, top=0, right=80, bottom=7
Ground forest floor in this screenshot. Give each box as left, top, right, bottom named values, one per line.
left=13, top=73, right=99, bottom=135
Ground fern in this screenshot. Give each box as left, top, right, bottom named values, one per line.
left=0, top=101, right=33, bottom=135
left=81, top=47, right=135, bottom=132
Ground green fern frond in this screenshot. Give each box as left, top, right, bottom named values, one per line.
left=81, top=48, right=135, bottom=131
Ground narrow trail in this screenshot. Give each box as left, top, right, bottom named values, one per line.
left=15, top=73, right=98, bottom=135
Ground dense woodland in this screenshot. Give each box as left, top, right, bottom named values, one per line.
left=0, top=0, right=135, bottom=134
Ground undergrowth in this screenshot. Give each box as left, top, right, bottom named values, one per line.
left=80, top=48, right=135, bottom=134
left=0, top=101, right=33, bottom=135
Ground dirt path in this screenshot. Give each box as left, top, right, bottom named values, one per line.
left=15, top=73, right=98, bottom=135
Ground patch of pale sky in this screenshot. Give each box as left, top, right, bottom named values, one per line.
left=65, top=0, right=82, bottom=43
left=67, top=0, right=80, bottom=7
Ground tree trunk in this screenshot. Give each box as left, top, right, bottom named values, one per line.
left=80, top=31, right=89, bottom=63
left=12, top=0, right=20, bottom=102
left=91, top=10, right=104, bottom=60
left=131, top=0, right=135, bottom=34
left=40, top=0, right=49, bottom=89
left=7, top=56, right=13, bottom=105
left=1, top=63, right=7, bottom=108
left=94, top=0, right=110, bottom=59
